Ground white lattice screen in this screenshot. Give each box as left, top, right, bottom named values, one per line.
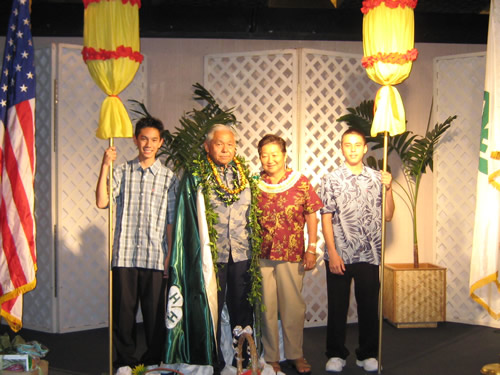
left=204, top=50, right=298, bottom=173
left=434, top=53, right=499, bottom=328
left=205, top=48, right=378, bottom=327
left=26, top=44, right=147, bottom=332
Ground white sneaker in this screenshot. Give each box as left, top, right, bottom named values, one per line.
left=221, top=365, right=237, bottom=375
left=325, top=357, right=346, bottom=372
left=356, top=358, right=378, bottom=372
left=115, top=366, right=132, bottom=375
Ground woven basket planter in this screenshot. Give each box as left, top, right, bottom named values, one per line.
left=383, top=263, right=446, bottom=328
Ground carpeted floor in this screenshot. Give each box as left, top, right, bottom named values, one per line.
left=1, top=321, right=499, bottom=375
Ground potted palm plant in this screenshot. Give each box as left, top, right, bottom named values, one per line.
left=337, top=100, right=457, bottom=327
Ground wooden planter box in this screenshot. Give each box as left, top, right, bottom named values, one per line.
left=383, top=263, right=446, bottom=328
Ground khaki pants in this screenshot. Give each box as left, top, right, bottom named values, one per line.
left=259, top=259, right=306, bottom=362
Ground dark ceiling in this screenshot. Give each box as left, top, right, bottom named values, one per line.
left=0, top=0, right=492, bottom=44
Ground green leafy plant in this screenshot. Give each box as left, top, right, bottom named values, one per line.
left=337, top=100, right=457, bottom=268
left=130, top=82, right=237, bottom=174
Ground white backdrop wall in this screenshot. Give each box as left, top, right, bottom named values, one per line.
left=26, top=44, right=146, bottom=332
left=0, top=37, right=493, bottom=329
left=434, top=53, right=499, bottom=328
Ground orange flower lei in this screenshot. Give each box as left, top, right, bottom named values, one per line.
left=207, top=154, right=248, bottom=199
left=361, top=0, right=417, bottom=14
left=361, top=48, right=418, bottom=68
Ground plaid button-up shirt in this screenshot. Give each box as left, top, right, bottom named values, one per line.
left=111, top=158, right=178, bottom=270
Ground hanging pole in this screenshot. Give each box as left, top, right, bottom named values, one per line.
left=108, top=137, right=114, bottom=375
left=378, top=131, right=389, bottom=374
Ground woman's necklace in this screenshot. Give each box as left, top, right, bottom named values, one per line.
left=258, top=169, right=301, bottom=194
left=207, top=154, right=248, bottom=204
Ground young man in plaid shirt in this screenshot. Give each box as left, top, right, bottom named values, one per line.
left=96, top=117, right=178, bottom=369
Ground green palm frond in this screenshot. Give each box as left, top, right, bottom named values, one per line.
left=128, top=99, right=153, bottom=120
left=128, top=84, right=237, bottom=174
left=158, top=83, right=237, bottom=173
left=336, top=100, right=374, bottom=139
left=402, top=115, right=456, bottom=179
left=391, top=130, right=418, bottom=157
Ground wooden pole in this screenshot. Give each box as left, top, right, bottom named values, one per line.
left=377, top=131, right=388, bottom=374
left=108, top=137, right=114, bottom=375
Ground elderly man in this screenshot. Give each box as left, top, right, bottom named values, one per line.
left=165, top=124, right=260, bottom=375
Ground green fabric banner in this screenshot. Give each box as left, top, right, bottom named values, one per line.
left=164, top=172, right=217, bottom=365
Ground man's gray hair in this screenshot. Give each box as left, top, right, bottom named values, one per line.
left=205, top=124, right=238, bottom=143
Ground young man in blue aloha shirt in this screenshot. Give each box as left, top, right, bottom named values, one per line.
left=320, top=128, right=395, bottom=373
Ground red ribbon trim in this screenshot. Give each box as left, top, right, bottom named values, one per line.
left=83, top=0, right=141, bottom=9
left=108, top=95, right=123, bottom=102
left=361, top=0, right=417, bottom=14
left=82, top=45, right=144, bottom=64
left=362, top=48, right=418, bottom=68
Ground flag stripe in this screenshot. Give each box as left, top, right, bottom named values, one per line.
left=0, top=202, right=29, bottom=289
left=13, top=101, right=36, bottom=171
left=4, top=107, right=36, bottom=259
left=3, top=138, right=35, bottom=255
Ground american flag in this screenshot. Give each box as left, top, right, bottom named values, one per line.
left=0, top=0, right=37, bottom=332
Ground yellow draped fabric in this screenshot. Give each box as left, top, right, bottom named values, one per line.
left=83, top=0, right=143, bottom=139
left=362, top=0, right=417, bottom=136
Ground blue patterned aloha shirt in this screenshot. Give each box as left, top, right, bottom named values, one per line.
left=320, top=164, right=383, bottom=266
left=210, top=162, right=252, bottom=263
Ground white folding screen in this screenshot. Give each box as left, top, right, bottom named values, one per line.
left=434, top=53, right=499, bottom=328
left=26, top=43, right=147, bottom=332
left=204, top=49, right=299, bottom=173
left=205, top=48, right=378, bottom=326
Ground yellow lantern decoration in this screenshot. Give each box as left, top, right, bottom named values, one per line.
left=362, top=0, right=418, bottom=137
left=82, top=0, right=143, bottom=139
left=82, top=2, right=143, bottom=373
left=361, top=2, right=418, bottom=373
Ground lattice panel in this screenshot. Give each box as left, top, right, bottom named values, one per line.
left=205, top=49, right=377, bottom=327
left=23, top=47, right=56, bottom=331
left=204, top=50, right=298, bottom=173
left=27, top=44, right=147, bottom=332
left=434, top=53, right=499, bottom=327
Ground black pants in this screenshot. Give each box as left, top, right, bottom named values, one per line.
left=112, top=267, right=166, bottom=368
left=215, top=258, right=254, bottom=372
left=325, top=261, right=379, bottom=361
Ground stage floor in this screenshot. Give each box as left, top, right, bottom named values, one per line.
left=1, top=321, right=498, bottom=375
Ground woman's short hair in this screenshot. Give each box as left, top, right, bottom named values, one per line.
left=257, top=134, right=287, bottom=155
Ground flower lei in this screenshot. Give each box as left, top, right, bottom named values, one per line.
left=258, top=169, right=301, bottom=194
left=206, top=154, right=248, bottom=205
left=192, top=153, right=263, bottom=312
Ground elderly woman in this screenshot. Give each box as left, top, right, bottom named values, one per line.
left=257, top=134, right=323, bottom=374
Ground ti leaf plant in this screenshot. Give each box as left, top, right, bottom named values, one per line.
left=337, top=100, right=457, bottom=268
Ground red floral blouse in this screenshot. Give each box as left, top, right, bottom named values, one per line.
left=258, top=170, right=323, bottom=262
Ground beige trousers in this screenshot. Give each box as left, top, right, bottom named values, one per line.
left=259, top=259, right=306, bottom=362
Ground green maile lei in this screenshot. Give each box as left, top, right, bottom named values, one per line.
left=191, top=153, right=263, bottom=312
